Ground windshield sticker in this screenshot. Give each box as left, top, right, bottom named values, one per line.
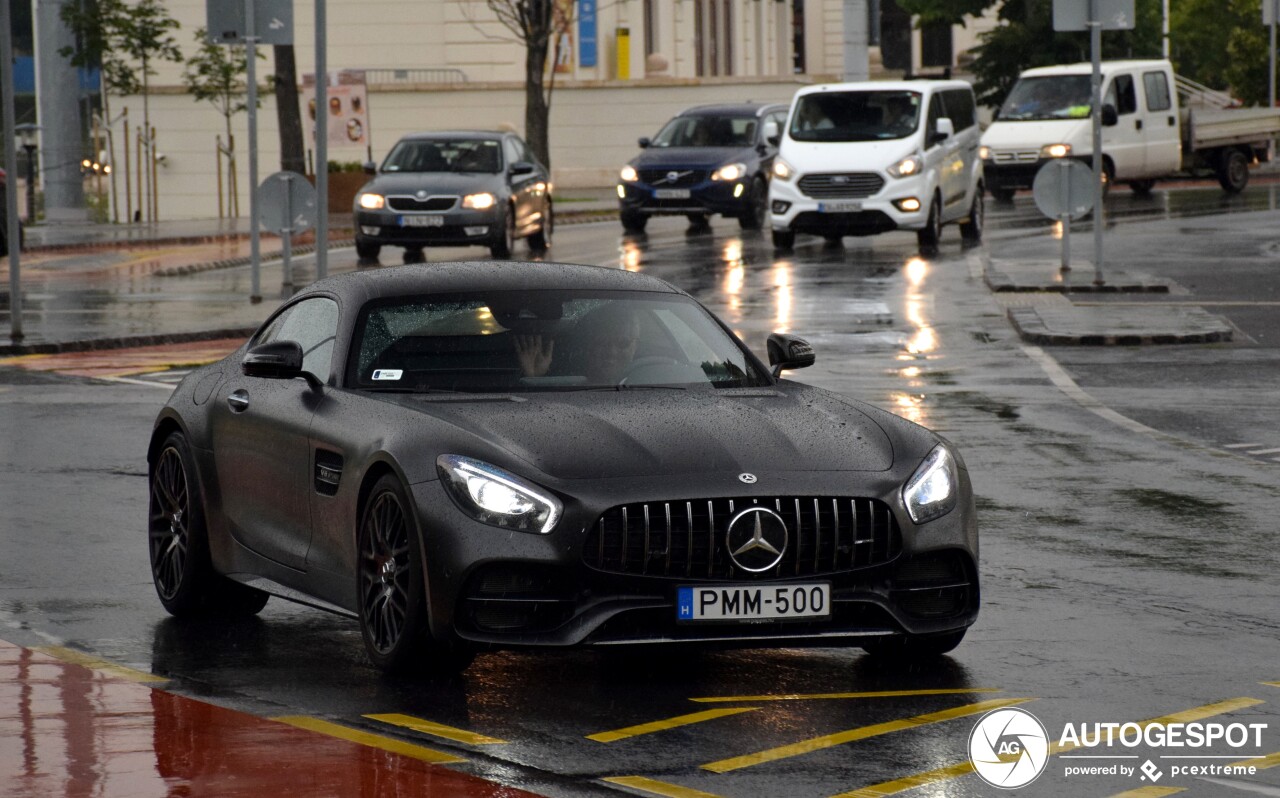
left=372, top=369, right=403, bottom=381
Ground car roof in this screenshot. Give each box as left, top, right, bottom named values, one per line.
left=398, top=131, right=512, bottom=141
left=302, top=261, right=684, bottom=304
left=677, top=103, right=788, bottom=118
left=1020, top=59, right=1170, bottom=78
left=794, top=80, right=972, bottom=98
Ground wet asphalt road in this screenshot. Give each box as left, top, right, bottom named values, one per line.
left=2, top=183, right=1280, bottom=797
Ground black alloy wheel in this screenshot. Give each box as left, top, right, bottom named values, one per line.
left=357, top=475, right=428, bottom=671
left=916, top=195, right=942, bottom=256
left=738, top=177, right=767, bottom=230
left=490, top=205, right=515, bottom=259
left=528, top=200, right=553, bottom=253
left=960, top=186, right=984, bottom=244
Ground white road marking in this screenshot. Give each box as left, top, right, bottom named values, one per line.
left=96, top=375, right=177, bottom=391
left=1223, top=443, right=1264, bottom=449
left=1245, top=448, right=1280, bottom=455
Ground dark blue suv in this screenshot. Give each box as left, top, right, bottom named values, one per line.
left=618, top=103, right=789, bottom=233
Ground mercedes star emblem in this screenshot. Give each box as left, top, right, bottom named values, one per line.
left=725, top=507, right=788, bottom=572
left=739, top=473, right=757, bottom=484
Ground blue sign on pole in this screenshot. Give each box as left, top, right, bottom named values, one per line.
left=579, top=0, right=597, bottom=68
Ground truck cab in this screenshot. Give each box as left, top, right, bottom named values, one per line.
left=980, top=60, right=1181, bottom=200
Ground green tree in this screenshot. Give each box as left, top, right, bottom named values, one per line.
left=1171, top=0, right=1271, bottom=105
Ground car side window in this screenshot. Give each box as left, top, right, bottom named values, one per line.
left=926, top=94, right=945, bottom=143
left=943, top=89, right=976, bottom=131
left=1143, top=71, right=1172, bottom=112
left=1106, top=74, right=1139, bottom=115
left=516, top=137, right=538, bottom=167
left=256, top=297, right=340, bottom=379
left=503, top=138, right=522, bottom=169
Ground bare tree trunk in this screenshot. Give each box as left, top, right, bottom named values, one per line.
left=525, top=37, right=551, bottom=167
left=272, top=44, right=306, bottom=174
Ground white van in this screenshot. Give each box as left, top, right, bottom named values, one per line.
left=768, top=80, right=984, bottom=255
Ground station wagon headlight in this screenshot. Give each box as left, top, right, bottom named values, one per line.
left=712, top=162, right=747, bottom=182
left=463, top=192, right=496, bottom=210
left=902, top=446, right=958, bottom=524
left=620, top=165, right=639, bottom=182
left=772, top=158, right=795, bottom=181
left=1040, top=143, right=1072, bottom=158
left=887, top=155, right=923, bottom=178
left=358, top=192, right=385, bottom=210
left=437, top=455, right=562, bottom=534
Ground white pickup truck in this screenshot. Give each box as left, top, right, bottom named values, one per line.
left=979, top=59, right=1280, bottom=199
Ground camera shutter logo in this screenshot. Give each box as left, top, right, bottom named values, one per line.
left=968, top=707, right=1050, bottom=789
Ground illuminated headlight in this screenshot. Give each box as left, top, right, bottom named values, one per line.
left=978, top=145, right=992, bottom=160
left=711, top=162, right=747, bottom=182
left=1040, top=143, right=1072, bottom=158
left=620, top=165, right=639, bottom=182
left=887, top=155, right=923, bottom=178
left=463, top=192, right=496, bottom=210
left=893, top=197, right=922, bottom=212
left=437, top=455, right=562, bottom=534
left=772, top=158, right=795, bottom=181
left=902, top=446, right=958, bottom=524
left=358, top=192, right=385, bottom=210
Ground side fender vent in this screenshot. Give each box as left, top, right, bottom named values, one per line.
left=314, top=449, right=344, bottom=496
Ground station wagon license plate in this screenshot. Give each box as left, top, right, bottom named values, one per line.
left=653, top=188, right=692, bottom=199
left=819, top=201, right=862, bottom=213
left=677, top=583, right=830, bottom=622
left=399, top=215, right=445, bottom=227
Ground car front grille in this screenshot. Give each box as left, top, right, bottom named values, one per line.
left=387, top=195, right=458, bottom=212
left=989, top=149, right=1040, bottom=164
left=638, top=169, right=707, bottom=187
left=798, top=173, right=885, bottom=199
left=584, top=496, right=900, bottom=580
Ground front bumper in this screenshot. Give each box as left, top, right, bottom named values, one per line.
left=354, top=208, right=499, bottom=248
left=769, top=171, right=932, bottom=237
left=410, top=468, right=979, bottom=650
left=618, top=179, right=751, bottom=218
left=983, top=156, right=1090, bottom=191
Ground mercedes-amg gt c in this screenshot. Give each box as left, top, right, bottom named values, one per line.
left=147, top=261, right=978, bottom=673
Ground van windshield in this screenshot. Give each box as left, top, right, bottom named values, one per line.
left=789, top=91, right=921, bottom=142
left=997, top=76, right=1093, bottom=121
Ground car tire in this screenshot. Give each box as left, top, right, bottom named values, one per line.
left=686, top=213, right=710, bottom=228
left=149, top=431, right=268, bottom=617
left=355, top=239, right=381, bottom=260
left=1217, top=149, right=1249, bottom=194
left=860, top=629, right=966, bottom=660
left=489, top=205, right=515, bottom=259
left=822, top=234, right=844, bottom=245
left=738, top=177, right=767, bottom=230
left=771, top=229, right=795, bottom=250
left=403, top=247, right=426, bottom=264
left=357, top=475, right=430, bottom=673
left=989, top=187, right=1015, bottom=203
left=620, top=209, right=648, bottom=234
left=1128, top=179, right=1156, bottom=196
left=528, top=201, right=553, bottom=253
left=917, top=195, right=942, bottom=256
left=959, top=186, right=984, bottom=244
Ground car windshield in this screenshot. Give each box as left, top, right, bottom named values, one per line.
left=789, top=91, right=922, bottom=142
left=381, top=138, right=503, bottom=173
left=997, top=76, right=1093, bottom=121
left=349, top=290, right=770, bottom=393
left=651, top=115, right=758, bottom=148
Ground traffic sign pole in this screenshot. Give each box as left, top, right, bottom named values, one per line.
left=1090, top=0, right=1105, bottom=286
left=281, top=173, right=293, bottom=297
left=245, top=0, right=262, bottom=302
left=1059, top=163, right=1071, bottom=272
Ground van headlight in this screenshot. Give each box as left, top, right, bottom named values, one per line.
left=772, top=158, right=795, bottom=181
left=902, top=446, right=958, bottom=524
left=712, top=162, right=747, bottom=182
left=358, top=192, right=385, bottom=210
left=1040, top=143, right=1072, bottom=158
left=978, top=145, right=992, bottom=160
left=438, top=455, right=562, bottom=534
left=887, top=155, right=923, bottom=178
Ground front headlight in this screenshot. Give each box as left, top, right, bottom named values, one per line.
left=1040, top=143, right=1072, bottom=158
left=620, top=165, right=639, bottom=182
left=772, top=158, right=795, bottom=181
left=887, top=155, right=923, bottom=178
left=437, top=455, right=562, bottom=534
left=978, top=145, right=992, bottom=160
left=358, top=192, right=385, bottom=210
left=902, top=446, right=958, bottom=524
left=711, top=162, right=747, bottom=182
left=463, top=192, right=496, bottom=210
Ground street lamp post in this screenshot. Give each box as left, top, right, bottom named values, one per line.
left=15, top=124, right=40, bottom=223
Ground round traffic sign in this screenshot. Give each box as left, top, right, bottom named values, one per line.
left=258, top=171, right=318, bottom=234
left=1031, top=159, right=1095, bottom=221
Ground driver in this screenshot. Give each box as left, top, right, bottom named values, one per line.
left=515, top=307, right=641, bottom=383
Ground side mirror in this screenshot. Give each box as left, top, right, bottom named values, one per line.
left=1101, top=104, right=1119, bottom=127
left=362, top=160, right=377, bottom=175
left=243, top=340, right=305, bottom=381
left=766, top=333, right=816, bottom=378
left=638, top=137, right=652, bottom=149
left=930, top=117, right=954, bottom=147
left=509, top=161, right=536, bottom=176
left=763, top=119, right=781, bottom=146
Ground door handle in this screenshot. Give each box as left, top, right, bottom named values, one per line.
left=1168, top=116, right=1175, bottom=126
left=1135, top=119, right=1143, bottom=130
left=227, top=389, right=250, bottom=413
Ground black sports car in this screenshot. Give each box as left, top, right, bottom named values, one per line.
left=617, top=103, right=789, bottom=233
left=148, top=262, right=978, bottom=673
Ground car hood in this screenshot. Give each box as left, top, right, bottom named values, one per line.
left=365, top=171, right=501, bottom=196
left=782, top=140, right=916, bottom=173
left=384, top=385, right=896, bottom=480
left=980, top=119, right=1090, bottom=149
left=631, top=146, right=754, bottom=172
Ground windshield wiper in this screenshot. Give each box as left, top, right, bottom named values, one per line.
left=582, top=383, right=689, bottom=392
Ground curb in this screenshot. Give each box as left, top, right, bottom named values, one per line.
left=1006, top=306, right=1234, bottom=346
left=0, top=327, right=257, bottom=358
left=154, top=240, right=354, bottom=277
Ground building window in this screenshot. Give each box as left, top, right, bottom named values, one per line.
left=644, top=0, right=658, bottom=56
left=695, top=0, right=733, bottom=77
left=792, top=0, right=805, bottom=74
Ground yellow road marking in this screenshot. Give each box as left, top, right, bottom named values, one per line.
left=691, top=688, right=1001, bottom=703
left=602, top=776, right=726, bottom=798
left=589, top=707, right=758, bottom=743
left=272, top=716, right=464, bottom=763
left=33, top=646, right=168, bottom=683
left=703, top=697, right=1031, bottom=774
left=833, top=697, right=1265, bottom=798
left=1263, top=681, right=1280, bottom=688
left=365, top=713, right=507, bottom=744
left=1106, top=788, right=1186, bottom=798
left=1233, top=751, right=1280, bottom=770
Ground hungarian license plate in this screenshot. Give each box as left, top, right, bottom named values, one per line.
left=819, top=201, right=862, bottom=213
left=677, top=583, right=831, bottom=622
left=399, top=215, right=445, bottom=227
left=654, top=188, right=692, bottom=199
